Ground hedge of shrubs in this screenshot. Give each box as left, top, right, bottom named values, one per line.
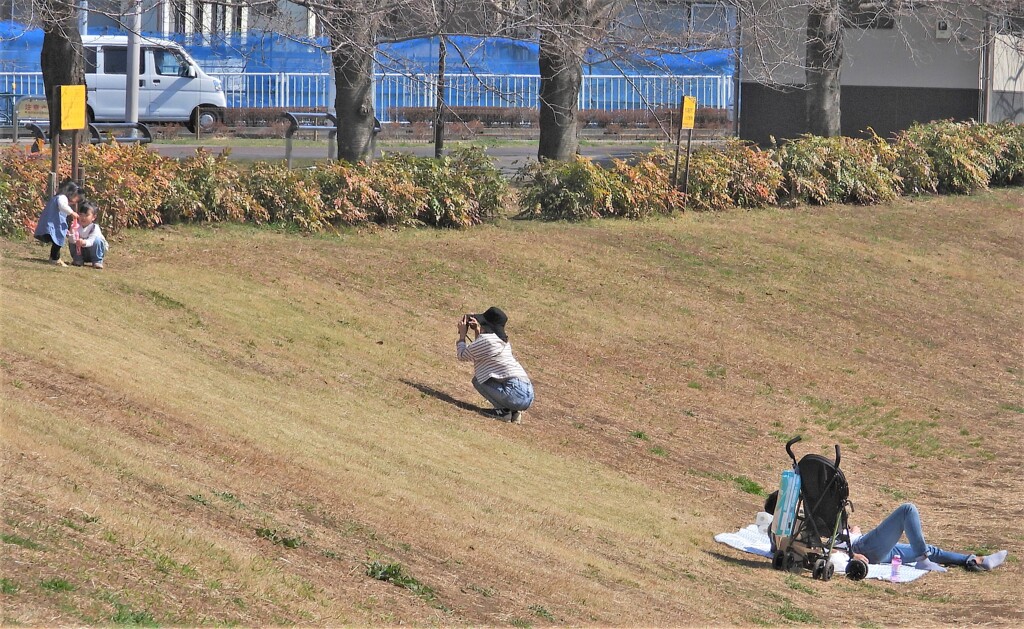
left=1, top=120, right=1020, bottom=238
left=518, top=121, right=1023, bottom=220
left=0, top=144, right=508, bottom=237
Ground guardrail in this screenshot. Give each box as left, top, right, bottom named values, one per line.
left=281, top=112, right=383, bottom=167
left=0, top=72, right=734, bottom=124
left=23, top=121, right=153, bottom=148
left=282, top=111, right=337, bottom=167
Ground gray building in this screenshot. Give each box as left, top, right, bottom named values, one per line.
left=738, top=6, right=1024, bottom=144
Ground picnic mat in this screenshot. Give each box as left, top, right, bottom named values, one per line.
left=714, top=524, right=928, bottom=583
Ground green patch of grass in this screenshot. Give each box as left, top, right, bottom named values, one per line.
left=801, top=395, right=945, bottom=457
left=510, top=619, right=532, bottom=629
left=365, top=561, right=436, bottom=602
left=629, top=431, right=649, bottom=441
left=998, top=403, right=1024, bottom=414
left=466, top=583, right=495, bottom=597
left=734, top=475, right=766, bottom=497
left=571, top=422, right=586, bottom=429
left=705, top=365, right=726, bottom=378
left=111, top=602, right=158, bottom=626
left=40, top=578, right=74, bottom=592
left=778, top=600, right=817, bottom=623
left=215, top=492, right=245, bottom=508
left=59, top=518, right=85, bottom=532
left=144, top=289, right=186, bottom=310
left=1, top=533, right=41, bottom=550
left=784, top=575, right=814, bottom=595
left=255, top=528, right=303, bottom=549
left=188, top=494, right=209, bottom=505
left=1, top=578, right=19, bottom=594
left=649, top=446, right=668, bottom=457
left=529, top=604, right=556, bottom=621
left=690, top=469, right=765, bottom=496
left=687, top=381, right=702, bottom=390
left=879, top=486, right=908, bottom=501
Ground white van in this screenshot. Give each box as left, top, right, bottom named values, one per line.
left=82, top=35, right=226, bottom=131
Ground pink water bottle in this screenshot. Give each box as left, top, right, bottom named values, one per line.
left=890, top=554, right=901, bottom=582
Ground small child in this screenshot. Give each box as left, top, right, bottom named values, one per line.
left=68, top=201, right=109, bottom=269
left=33, top=180, right=81, bottom=266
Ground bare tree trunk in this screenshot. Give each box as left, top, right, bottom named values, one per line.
left=331, top=10, right=378, bottom=163
left=805, top=3, right=843, bottom=137
left=538, top=28, right=584, bottom=161
left=40, top=0, right=85, bottom=145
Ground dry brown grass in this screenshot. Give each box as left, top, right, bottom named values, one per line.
left=1, top=188, right=1022, bottom=626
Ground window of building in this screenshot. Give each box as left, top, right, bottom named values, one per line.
left=102, top=47, right=145, bottom=74
left=210, top=2, right=227, bottom=34
left=690, top=3, right=731, bottom=34
left=849, top=8, right=895, bottom=29
left=172, top=0, right=188, bottom=33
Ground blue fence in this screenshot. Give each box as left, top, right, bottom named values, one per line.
left=0, top=71, right=733, bottom=122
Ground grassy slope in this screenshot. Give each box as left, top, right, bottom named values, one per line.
left=1, top=189, right=1022, bottom=626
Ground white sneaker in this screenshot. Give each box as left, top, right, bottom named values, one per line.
left=510, top=411, right=523, bottom=424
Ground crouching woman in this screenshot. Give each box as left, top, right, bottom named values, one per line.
left=457, top=307, right=534, bottom=423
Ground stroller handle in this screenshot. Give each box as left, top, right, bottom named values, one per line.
left=834, top=444, right=841, bottom=467
left=785, top=435, right=802, bottom=463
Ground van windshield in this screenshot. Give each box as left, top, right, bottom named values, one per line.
left=153, top=48, right=191, bottom=77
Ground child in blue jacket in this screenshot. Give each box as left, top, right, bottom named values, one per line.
left=33, top=180, right=81, bottom=266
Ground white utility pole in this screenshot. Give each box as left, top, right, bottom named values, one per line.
left=125, top=0, right=142, bottom=123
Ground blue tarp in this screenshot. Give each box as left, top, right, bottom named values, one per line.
left=2, top=22, right=733, bottom=76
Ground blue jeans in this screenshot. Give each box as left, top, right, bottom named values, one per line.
left=851, top=503, right=973, bottom=565
left=472, top=377, right=534, bottom=411
left=71, top=239, right=106, bottom=265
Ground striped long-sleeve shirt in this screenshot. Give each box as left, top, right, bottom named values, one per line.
left=456, top=333, right=530, bottom=384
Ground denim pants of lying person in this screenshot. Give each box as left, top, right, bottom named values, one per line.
left=851, top=503, right=974, bottom=566
left=472, top=377, right=534, bottom=411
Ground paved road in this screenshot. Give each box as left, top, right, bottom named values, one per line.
left=148, top=141, right=666, bottom=175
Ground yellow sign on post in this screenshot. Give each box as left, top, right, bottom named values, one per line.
left=60, top=85, right=87, bottom=131
left=680, top=95, right=697, bottom=131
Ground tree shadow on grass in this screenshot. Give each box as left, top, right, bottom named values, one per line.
left=401, top=379, right=495, bottom=419
left=704, top=549, right=774, bottom=570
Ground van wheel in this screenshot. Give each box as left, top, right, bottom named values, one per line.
left=188, top=107, right=222, bottom=133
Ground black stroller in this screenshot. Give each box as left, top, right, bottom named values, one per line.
left=768, top=436, right=867, bottom=581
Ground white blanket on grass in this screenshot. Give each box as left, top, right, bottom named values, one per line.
left=714, top=525, right=929, bottom=583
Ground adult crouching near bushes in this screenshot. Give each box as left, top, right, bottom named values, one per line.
left=457, top=307, right=534, bottom=423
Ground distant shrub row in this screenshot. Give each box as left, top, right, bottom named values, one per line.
left=0, top=145, right=508, bottom=236
left=387, top=106, right=731, bottom=129
left=1, top=120, right=1020, bottom=238
left=519, top=120, right=1024, bottom=219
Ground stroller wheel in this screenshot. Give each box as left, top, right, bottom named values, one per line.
left=784, top=551, right=802, bottom=574
left=823, top=561, right=835, bottom=581
left=846, top=557, right=868, bottom=581
left=812, top=558, right=826, bottom=580
left=772, top=551, right=785, bottom=571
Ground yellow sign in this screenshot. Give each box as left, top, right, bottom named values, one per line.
left=680, top=96, right=697, bottom=130
left=60, top=85, right=87, bottom=131
left=15, top=96, right=48, bottom=121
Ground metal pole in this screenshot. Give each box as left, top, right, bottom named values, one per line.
left=78, top=0, right=88, bottom=36
left=670, top=107, right=683, bottom=189
left=434, top=34, right=446, bottom=157
left=125, top=0, right=141, bottom=125
left=682, top=128, right=694, bottom=212
left=49, top=90, right=59, bottom=197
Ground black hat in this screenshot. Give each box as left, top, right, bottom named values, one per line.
left=472, top=306, right=508, bottom=341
